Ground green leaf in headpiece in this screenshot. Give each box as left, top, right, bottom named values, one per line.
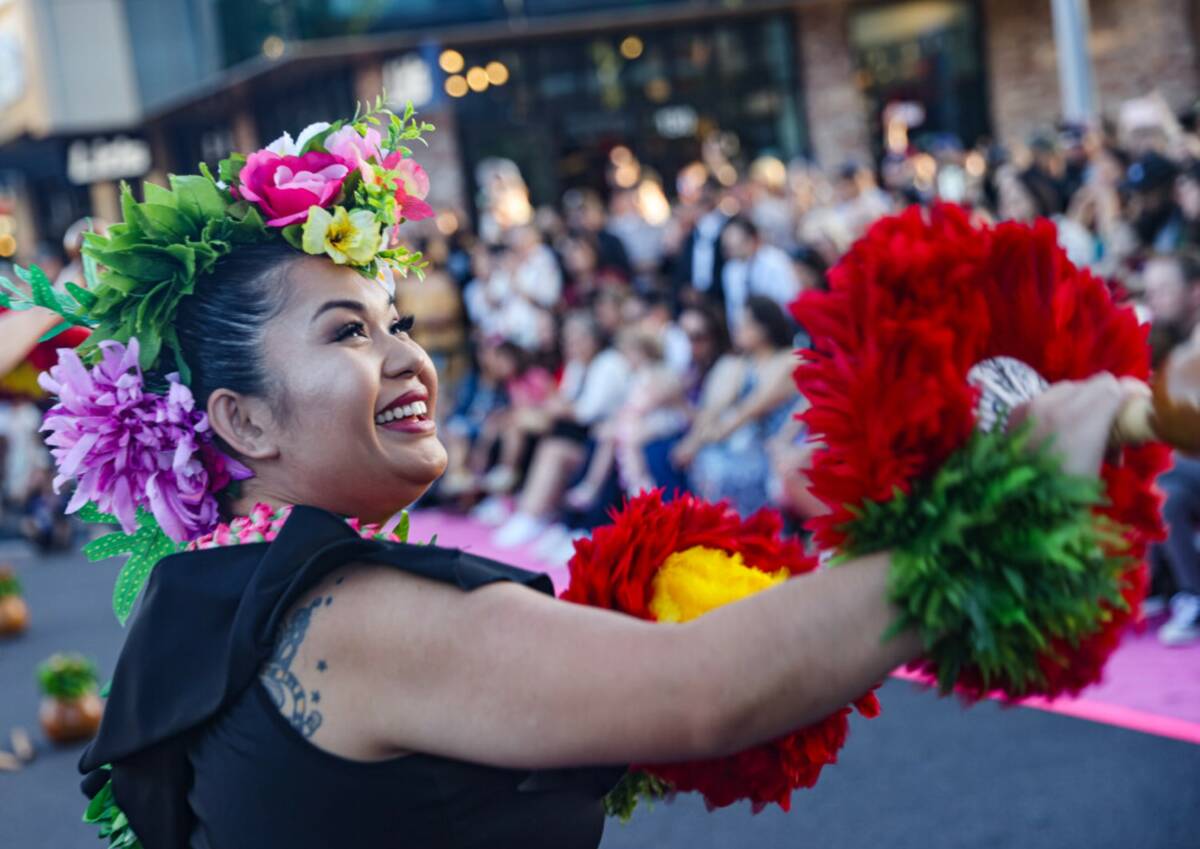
left=81, top=507, right=183, bottom=625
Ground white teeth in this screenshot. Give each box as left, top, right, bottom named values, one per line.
left=375, top=399, right=429, bottom=425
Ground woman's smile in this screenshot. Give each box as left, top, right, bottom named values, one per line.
left=375, top=388, right=436, bottom=434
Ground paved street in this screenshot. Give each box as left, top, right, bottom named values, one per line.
left=1, top=543, right=1198, bottom=849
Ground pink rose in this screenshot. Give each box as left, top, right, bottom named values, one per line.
left=236, top=150, right=350, bottom=227
left=325, top=126, right=384, bottom=180
left=382, top=151, right=434, bottom=222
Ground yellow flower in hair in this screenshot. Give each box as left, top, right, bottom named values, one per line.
left=301, top=205, right=382, bottom=265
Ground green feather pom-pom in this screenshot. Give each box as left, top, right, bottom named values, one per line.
left=84, top=774, right=144, bottom=849
left=603, top=770, right=674, bottom=822
left=839, top=425, right=1133, bottom=698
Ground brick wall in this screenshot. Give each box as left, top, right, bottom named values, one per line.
left=985, top=0, right=1200, bottom=148
left=796, top=1, right=873, bottom=167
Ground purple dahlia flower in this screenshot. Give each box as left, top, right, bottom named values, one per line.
left=38, top=338, right=251, bottom=542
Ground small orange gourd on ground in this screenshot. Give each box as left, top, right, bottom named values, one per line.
left=37, top=653, right=103, bottom=744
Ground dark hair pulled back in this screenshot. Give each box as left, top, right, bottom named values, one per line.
left=172, top=242, right=299, bottom=408
left=744, top=295, right=796, bottom=350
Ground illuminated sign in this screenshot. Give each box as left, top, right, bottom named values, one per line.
left=67, top=136, right=151, bottom=186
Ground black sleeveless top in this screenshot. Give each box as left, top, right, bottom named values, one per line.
left=79, top=506, right=625, bottom=849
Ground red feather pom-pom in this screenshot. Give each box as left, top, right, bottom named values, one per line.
left=563, top=490, right=880, bottom=811
left=793, top=204, right=1168, bottom=701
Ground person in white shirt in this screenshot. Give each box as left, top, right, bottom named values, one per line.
left=718, top=216, right=801, bottom=333
left=492, top=312, right=628, bottom=548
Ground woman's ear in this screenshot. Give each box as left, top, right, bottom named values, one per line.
left=207, top=389, right=280, bottom=461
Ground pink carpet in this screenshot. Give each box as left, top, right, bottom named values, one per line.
left=411, top=509, right=1200, bottom=744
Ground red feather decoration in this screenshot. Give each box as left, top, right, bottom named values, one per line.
left=793, top=204, right=1168, bottom=701
left=563, top=490, right=880, bottom=811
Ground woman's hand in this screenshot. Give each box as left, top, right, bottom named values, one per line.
left=1013, top=374, right=1149, bottom=479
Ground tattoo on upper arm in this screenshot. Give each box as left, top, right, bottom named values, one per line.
left=260, top=595, right=333, bottom=738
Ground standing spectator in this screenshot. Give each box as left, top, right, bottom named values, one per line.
left=1020, top=132, right=1068, bottom=217
left=607, top=187, right=663, bottom=286
left=1125, top=152, right=1183, bottom=252
left=562, top=188, right=632, bottom=280
left=832, top=161, right=893, bottom=241
left=1177, top=160, right=1200, bottom=250
left=668, top=180, right=729, bottom=306
left=718, top=216, right=801, bottom=334
left=1143, top=252, right=1200, bottom=365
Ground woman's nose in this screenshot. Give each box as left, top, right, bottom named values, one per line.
left=381, top=334, right=423, bottom=379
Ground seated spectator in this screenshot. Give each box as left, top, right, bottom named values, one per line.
left=438, top=343, right=509, bottom=498
left=1151, top=450, right=1200, bottom=646
left=637, top=290, right=692, bottom=375
left=672, top=296, right=799, bottom=517
left=564, top=326, right=688, bottom=510
left=766, top=398, right=826, bottom=524
left=642, top=302, right=732, bottom=493
left=490, top=313, right=627, bottom=547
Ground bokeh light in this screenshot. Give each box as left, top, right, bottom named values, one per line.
left=466, top=66, right=489, bottom=92
left=439, top=49, right=464, bottom=74
left=444, top=75, right=468, bottom=97
left=261, top=36, right=285, bottom=60
left=485, top=61, right=509, bottom=86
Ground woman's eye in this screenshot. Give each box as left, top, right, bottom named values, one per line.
left=391, top=315, right=415, bottom=335
left=335, top=321, right=368, bottom=342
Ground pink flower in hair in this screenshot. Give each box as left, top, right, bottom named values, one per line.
left=38, top=339, right=252, bottom=543
left=236, top=150, right=350, bottom=227
left=382, top=151, right=434, bottom=222
left=325, top=126, right=385, bottom=181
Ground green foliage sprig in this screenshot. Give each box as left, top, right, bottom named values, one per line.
left=84, top=772, right=143, bottom=849
left=37, top=652, right=99, bottom=700
left=603, top=770, right=673, bottom=822
left=838, top=425, right=1132, bottom=696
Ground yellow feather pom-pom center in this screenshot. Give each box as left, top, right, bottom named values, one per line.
left=648, top=546, right=790, bottom=623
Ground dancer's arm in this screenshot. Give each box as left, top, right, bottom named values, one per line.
left=0, top=308, right=64, bottom=377
left=301, top=375, right=1135, bottom=770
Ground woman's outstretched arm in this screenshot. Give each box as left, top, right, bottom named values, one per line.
left=293, top=375, right=1139, bottom=770
left=0, top=307, right=62, bottom=378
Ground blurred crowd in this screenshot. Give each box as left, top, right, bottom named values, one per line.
left=399, top=92, right=1200, bottom=647
left=3, top=92, right=1200, bottom=644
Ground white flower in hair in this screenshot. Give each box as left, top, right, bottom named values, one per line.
left=264, top=122, right=332, bottom=157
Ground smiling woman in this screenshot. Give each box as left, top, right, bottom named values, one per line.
left=175, top=250, right=448, bottom=523
left=18, top=108, right=1144, bottom=849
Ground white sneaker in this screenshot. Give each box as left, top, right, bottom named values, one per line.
left=1142, top=594, right=1170, bottom=618
left=545, top=535, right=581, bottom=566
left=482, top=466, right=517, bottom=494
left=470, top=495, right=511, bottom=527
left=533, top=524, right=571, bottom=559
left=1157, top=593, right=1200, bottom=647
left=492, top=513, right=548, bottom=549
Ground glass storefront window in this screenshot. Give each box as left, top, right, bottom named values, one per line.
left=849, top=0, right=990, bottom=157
left=449, top=14, right=805, bottom=208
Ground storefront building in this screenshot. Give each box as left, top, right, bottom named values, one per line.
left=3, top=0, right=1198, bottom=250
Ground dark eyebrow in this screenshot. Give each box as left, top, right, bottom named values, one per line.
left=311, top=299, right=368, bottom=324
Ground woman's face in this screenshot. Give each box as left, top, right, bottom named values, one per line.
left=734, top=308, right=768, bottom=353
left=680, top=309, right=716, bottom=367
left=245, top=258, right=447, bottom=521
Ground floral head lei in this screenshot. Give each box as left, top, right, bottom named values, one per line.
left=1, top=100, right=434, bottom=623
